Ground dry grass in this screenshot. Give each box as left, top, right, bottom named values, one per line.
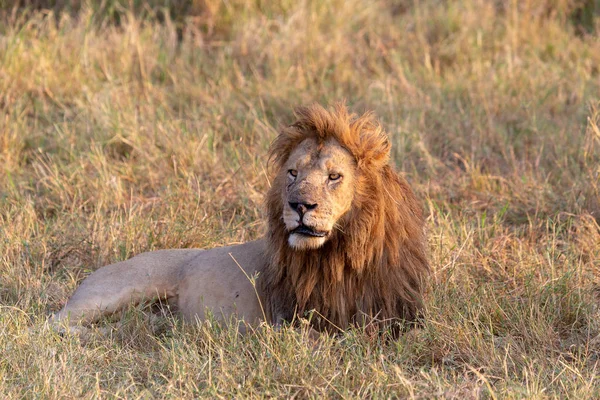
left=1, top=0, right=599, bottom=398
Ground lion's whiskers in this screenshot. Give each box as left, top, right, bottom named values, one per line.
left=332, top=223, right=346, bottom=235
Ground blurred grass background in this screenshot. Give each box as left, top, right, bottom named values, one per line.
left=1, top=0, right=599, bottom=398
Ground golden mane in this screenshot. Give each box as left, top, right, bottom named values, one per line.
left=262, top=103, right=429, bottom=333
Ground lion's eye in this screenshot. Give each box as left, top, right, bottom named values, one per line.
left=288, top=169, right=298, bottom=178
left=329, top=173, right=341, bottom=181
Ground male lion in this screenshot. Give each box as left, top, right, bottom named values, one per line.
left=53, top=103, right=429, bottom=334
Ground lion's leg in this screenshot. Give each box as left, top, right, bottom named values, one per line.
left=52, top=251, right=186, bottom=327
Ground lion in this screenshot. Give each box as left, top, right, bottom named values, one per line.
left=52, top=103, right=429, bottom=335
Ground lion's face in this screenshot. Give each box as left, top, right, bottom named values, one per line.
left=281, top=137, right=356, bottom=250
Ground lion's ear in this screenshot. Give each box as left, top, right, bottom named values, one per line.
left=365, top=134, right=391, bottom=169
left=354, top=119, right=391, bottom=170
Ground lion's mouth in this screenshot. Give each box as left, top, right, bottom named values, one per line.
left=291, top=225, right=328, bottom=238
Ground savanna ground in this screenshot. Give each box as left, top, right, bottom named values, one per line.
left=1, top=0, right=600, bottom=398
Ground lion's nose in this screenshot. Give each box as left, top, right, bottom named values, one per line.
left=289, top=202, right=317, bottom=215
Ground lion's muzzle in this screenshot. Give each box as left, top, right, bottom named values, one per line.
left=288, top=201, right=317, bottom=215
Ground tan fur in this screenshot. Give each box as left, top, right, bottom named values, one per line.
left=52, top=241, right=268, bottom=331
left=53, top=103, right=428, bottom=335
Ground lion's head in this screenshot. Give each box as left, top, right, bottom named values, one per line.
left=262, top=103, right=429, bottom=334
left=279, top=136, right=356, bottom=251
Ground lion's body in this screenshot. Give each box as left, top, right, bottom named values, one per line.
left=53, top=240, right=266, bottom=327
left=53, top=103, right=429, bottom=334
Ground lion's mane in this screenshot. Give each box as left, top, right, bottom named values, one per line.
left=262, top=103, right=429, bottom=333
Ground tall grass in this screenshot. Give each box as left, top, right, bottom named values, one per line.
left=1, top=0, right=599, bottom=397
